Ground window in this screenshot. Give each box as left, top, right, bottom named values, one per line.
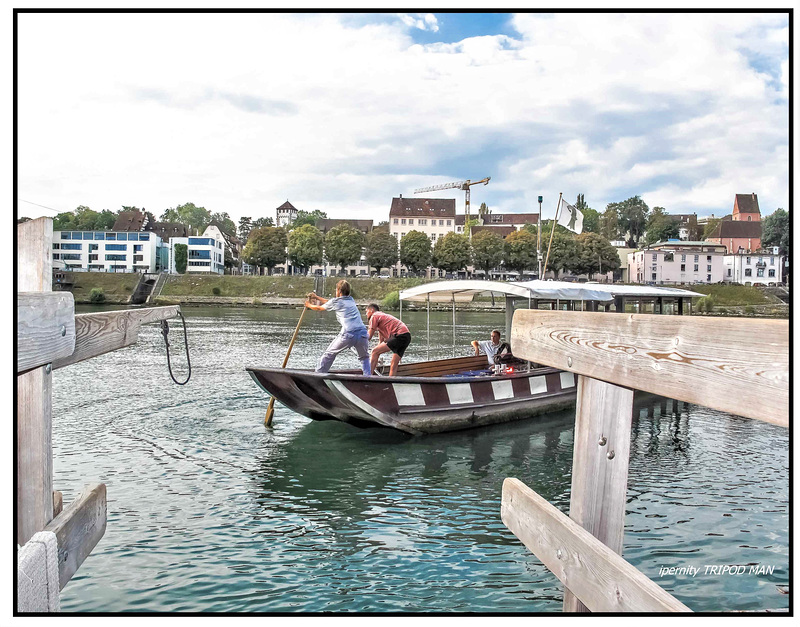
left=106, top=244, right=126, bottom=251
left=393, top=218, right=398, bottom=224
left=189, top=250, right=211, bottom=259
left=439, top=220, right=444, bottom=226
left=83, top=232, right=94, bottom=240
left=140, top=233, right=149, bottom=241
left=769, top=269, right=776, bottom=278
left=401, top=219, right=406, bottom=225
left=680, top=264, right=686, bottom=271
left=106, top=233, right=117, bottom=240
left=89, top=254, right=98, bottom=261
left=757, top=268, right=764, bottom=277
left=61, top=232, right=71, bottom=240
left=105, top=254, right=126, bottom=261
left=62, top=254, right=81, bottom=260
left=189, top=261, right=210, bottom=267
left=664, top=252, right=674, bottom=261
left=116, top=233, right=128, bottom=240
left=693, top=264, right=699, bottom=272
left=652, top=253, right=657, bottom=261
left=61, top=243, right=82, bottom=250
left=693, top=255, right=699, bottom=262
left=133, top=255, right=143, bottom=262
left=707, top=265, right=711, bottom=272
left=89, top=244, right=98, bottom=251
left=446, top=220, right=451, bottom=226
left=746, top=257, right=751, bottom=264
left=134, top=245, right=143, bottom=252
left=727, top=269, right=732, bottom=277
left=95, top=232, right=104, bottom=240
left=128, top=233, right=139, bottom=241
left=758, top=257, right=763, bottom=264
left=707, top=275, right=711, bottom=282
left=681, top=254, right=686, bottom=262
left=188, top=237, right=215, bottom=246
left=71, top=232, right=82, bottom=240
left=52, top=253, right=60, bottom=260
left=707, top=255, right=712, bottom=261
left=651, top=272, right=657, bottom=281
left=744, top=268, right=752, bottom=277
left=53, top=243, right=60, bottom=249
left=770, top=257, right=775, bottom=265
left=408, top=219, right=414, bottom=225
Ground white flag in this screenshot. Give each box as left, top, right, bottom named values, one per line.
left=557, top=198, right=583, bottom=234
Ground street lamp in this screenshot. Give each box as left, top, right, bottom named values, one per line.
left=537, top=196, right=543, bottom=278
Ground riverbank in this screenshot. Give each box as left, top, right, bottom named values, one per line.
left=62, top=272, right=789, bottom=317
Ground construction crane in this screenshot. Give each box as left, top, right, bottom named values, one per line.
left=414, top=177, right=490, bottom=221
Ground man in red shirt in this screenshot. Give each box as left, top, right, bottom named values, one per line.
left=365, top=303, right=412, bottom=376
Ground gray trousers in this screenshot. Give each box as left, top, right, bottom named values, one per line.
left=316, top=328, right=371, bottom=376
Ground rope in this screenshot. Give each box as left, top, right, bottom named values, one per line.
left=160, top=311, right=192, bottom=385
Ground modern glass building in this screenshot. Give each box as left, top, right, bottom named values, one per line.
left=52, top=230, right=162, bottom=272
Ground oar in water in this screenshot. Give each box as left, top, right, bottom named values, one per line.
left=265, top=305, right=308, bottom=427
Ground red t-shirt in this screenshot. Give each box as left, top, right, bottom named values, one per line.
left=368, top=311, right=410, bottom=343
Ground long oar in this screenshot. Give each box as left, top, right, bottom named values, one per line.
left=265, top=306, right=308, bottom=427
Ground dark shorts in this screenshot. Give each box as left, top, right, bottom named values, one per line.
left=385, top=332, right=412, bottom=358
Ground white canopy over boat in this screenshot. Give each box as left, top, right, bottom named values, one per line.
left=399, top=279, right=700, bottom=303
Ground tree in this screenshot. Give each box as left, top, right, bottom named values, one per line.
left=210, top=211, right=237, bottom=239
left=242, top=226, right=288, bottom=275
left=53, top=211, right=78, bottom=231
left=644, top=206, right=680, bottom=245
left=470, top=229, right=504, bottom=277
left=702, top=217, right=722, bottom=240
left=238, top=216, right=253, bottom=242
left=539, top=223, right=581, bottom=274
left=432, top=232, right=471, bottom=273
left=478, top=202, right=489, bottom=215
left=251, top=216, right=274, bottom=230
left=606, top=196, right=650, bottom=247
left=74, top=205, right=99, bottom=230
left=94, top=209, right=117, bottom=230
left=761, top=208, right=789, bottom=258
left=574, top=195, right=599, bottom=233
left=399, top=230, right=432, bottom=274
left=288, top=224, right=324, bottom=273
left=599, top=207, right=621, bottom=241
left=325, top=224, right=365, bottom=274
left=293, top=209, right=327, bottom=228
left=503, top=229, right=538, bottom=275
left=365, top=230, right=398, bottom=274
left=174, top=243, right=188, bottom=274
left=161, top=202, right=211, bottom=234
left=574, top=232, right=621, bottom=276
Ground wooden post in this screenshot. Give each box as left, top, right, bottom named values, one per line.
left=17, top=218, right=54, bottom=545
left=563, top=375, right=634, bottom=611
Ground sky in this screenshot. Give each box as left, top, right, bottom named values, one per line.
left=14, top=10, right=791, bottom=226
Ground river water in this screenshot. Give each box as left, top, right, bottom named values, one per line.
left=53, top=306, right=789, bottom=613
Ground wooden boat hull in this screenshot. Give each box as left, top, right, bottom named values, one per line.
left=246, top=361, right=577, bottom=435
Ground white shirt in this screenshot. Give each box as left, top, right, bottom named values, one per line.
left=478, top=339, right=502, bottom=364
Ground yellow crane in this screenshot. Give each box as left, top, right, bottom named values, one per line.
left=413, top=176, right=490, bottom=222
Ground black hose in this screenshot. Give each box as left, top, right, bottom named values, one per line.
left=161, top=311, right=191, bottom=385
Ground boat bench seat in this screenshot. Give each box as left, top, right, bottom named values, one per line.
left=396, top=355, right=491, bottom=378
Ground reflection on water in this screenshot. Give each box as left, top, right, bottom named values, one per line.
left=52, top=306, right=788, bottom=612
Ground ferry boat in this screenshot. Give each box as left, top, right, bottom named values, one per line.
left=247, top=280, right=700, bottom=435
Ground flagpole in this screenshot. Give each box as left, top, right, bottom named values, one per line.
left=537, top=195, right=543, bottom=278
left=543, top=192, right=562, bottom=279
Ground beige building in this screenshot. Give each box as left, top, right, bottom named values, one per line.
left=389, top=196, right=457, bottom=277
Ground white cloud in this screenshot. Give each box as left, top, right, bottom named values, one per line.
left=16, top=11, right=789, bottom=225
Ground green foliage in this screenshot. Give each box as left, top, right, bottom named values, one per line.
left=94, top=209, right=117, bottom=230
left=212, top=286, right=221, bottom=295
left=696, top=295, right=715, bottom=313
left=161, top=202, right=212, bottom=234
left=251, top=216, right=274, bottom=230
left=89, top=287, right=105, bottom=303
left=380, top=290, right=400, bottom=311
left=325, top=224, right=365, bottom=273
left=470, top=229, right=504, bottom=276
left=574, top=232, right=621, bottom=275
left=238, top=216, right=253, bottom=242
left=745, top=305, right=756, bottom=316
left=478, top=202, right=489, bottom=215
left=606, top=196, right=650, bottom=247
left=174, top=243, right=188, bottom=274
left=599, top=207, right=620, bottom=241
left=365, top=230, right=398, bottom=274
left=575, top=195, right=600, bottom=233
left=288, top=224, right=324, bottom=272
left=432, top=232, right=471, bottom=273
left=242, top=226, right=288, bottom=274
left=761, top=208, right=789, bottom=258
left=292, top=209, right=328, bottom=228
left=543, top=228, right=580, bottom=274
left=503, top=229, right=538, bottom=274
left=464, top=217, right=480, bottom=229
left=400, top=230, right=432, bottom=274
left=702, top=217, right=722, bottom=240
left=645, top=207, right=680, bottom=245
left=53, top=205, right=120, bottom=231
left=689, top=284, right=770, bottom=306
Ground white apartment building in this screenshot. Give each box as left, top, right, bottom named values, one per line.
left=722, top=248, right=784, bottom=285
left=628, top=241, right=727, bottom=285
left=389, top=195, right=457, bottom=277
left=52, top=230, right=162, bottom=272
left=166, top=225, right=226, bottom=274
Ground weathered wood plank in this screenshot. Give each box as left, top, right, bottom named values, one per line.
left=501, top=478, right=691, bottom=613
left=17, top=292, right=76, bottom=373
left=53, top=491, right=63, bottom=517
left=44, top=483, right=107, bottom=590
left=511, top=310, right=788, bottom=427
left=52, top=305, right=181, bottom=369
left=17, top=218, right=54, bottom=545
left=564, top=376, right=635, bottom=612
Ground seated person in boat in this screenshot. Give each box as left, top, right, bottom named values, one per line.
left=471, top=329, right=506, bottom=365
left=305, top=280, right=371, bottom=376
left=365, top=303, right=411, bottom=376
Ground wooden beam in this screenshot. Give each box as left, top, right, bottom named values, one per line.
left=17, top=218, right=54, bottom=545
left=17, top=292, right=76, bottom=374
left=563, top=376, right=634, bottom=612
left=53, top=491, right=63, bottom=517
left=501, top=478, right=691, bottom=613
left=52, top=305, right=181, bottom=369
left=44, top=483, right=107, bottom=591
left=511, top=310, right=788, bottom=427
